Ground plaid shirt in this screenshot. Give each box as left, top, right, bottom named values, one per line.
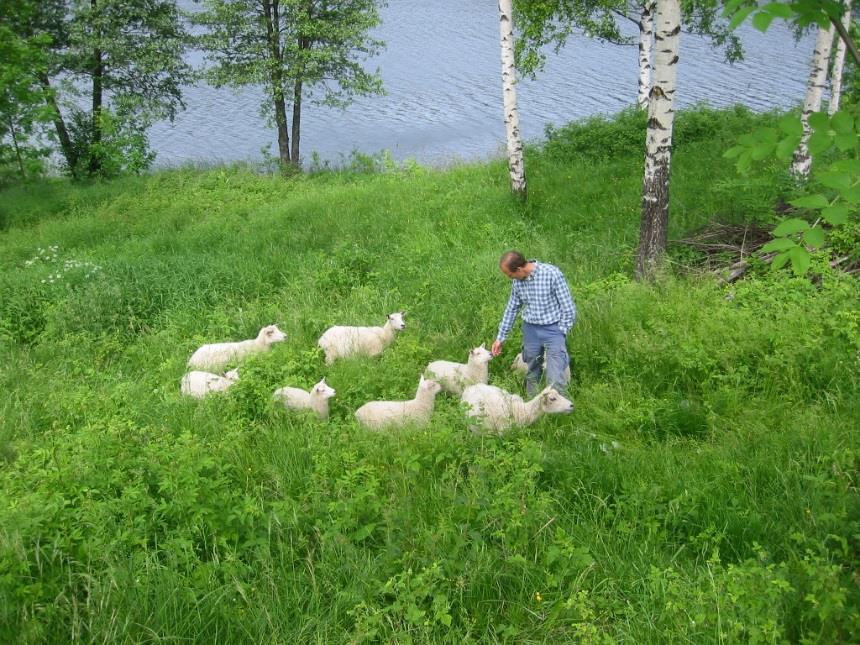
left=496, top=261, right=577, bottom=342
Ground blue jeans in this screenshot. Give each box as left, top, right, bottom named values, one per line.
left=522, top=322, right=569, bottom=397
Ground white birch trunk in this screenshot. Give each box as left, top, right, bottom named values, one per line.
left=637, top=0, right=680, bottom=280
left=829, top=2, right=852, bottom=115
left=499, top=0, right=527, bottom=197
left=792, top=23, right=836, bottom=179
left=637, top=0, right=656, bottom=109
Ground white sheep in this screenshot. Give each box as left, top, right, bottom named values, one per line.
left=425, top=344, right=493, bottom=395
left=461, top=384, right=573, bottom=433
left=272, top=377, right=336, bottom=420
left=511, top=351, right=571, bottom=380
left=355, top=376, right=442, bottom=430
left=317, top=312, right=406, bottom=365
left=187, top=324, right=287, bottom=371
left=180, top=368, right=240, bottom=399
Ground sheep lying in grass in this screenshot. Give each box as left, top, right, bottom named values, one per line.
left=511, top=352, right=571, bottom=380
left=180, top=368, right=240, bottom=399
left=461, top=384, right=573, bottom=433
left=187, top=324, right=287, bottom=371
left=273, top=378, right=336, bottom=420
left=355, top=376, right=442, bottom=430
left=317, top=312, right=406, bottom=365
left=426, top=344, right=493, bottom=395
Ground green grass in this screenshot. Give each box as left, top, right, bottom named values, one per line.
left=0, top=106, right=858, bottom=642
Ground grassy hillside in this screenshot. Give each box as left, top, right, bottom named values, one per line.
left=0, top=106, right=858, bottom=642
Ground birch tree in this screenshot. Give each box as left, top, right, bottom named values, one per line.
left=195, top=0, right=384, bottom=170
left=637, top=1, right=656, bottom=108
left=791, top=22, right=836, bottom=179
left=499, top=0, right=527, bottom=197
left=637, top=0, right=681, bottom=280
left=828, top=1, right=852, bottom=115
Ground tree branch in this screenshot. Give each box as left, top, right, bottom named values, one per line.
left=830, top=15, right=860, bottom=68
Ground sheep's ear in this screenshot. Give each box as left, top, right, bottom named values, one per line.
left=479, top=343, right=486, bottom=350
left=419, top=375, right=425, bottom=384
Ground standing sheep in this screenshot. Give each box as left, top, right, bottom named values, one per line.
left=355, top=376, right=442, bottom=430
left=187, top=324, right=287, bottom=371
left=426, top=344, right=493, bottom=395
left=180, top=368, right=240, bottom=399
left=461, top=384, right=573, bottom=433
left=317, top=312, right=406, bottom=365
left=273, top=378, right=337, bottom=420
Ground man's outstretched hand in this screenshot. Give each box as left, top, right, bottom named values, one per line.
left=491, top=340, right=503, bottom=357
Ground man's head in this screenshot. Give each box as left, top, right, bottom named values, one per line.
left=499, top=250, right=530, bottom=280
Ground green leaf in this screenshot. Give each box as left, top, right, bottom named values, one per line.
left=802, top=227, right=826, bottom=248
left=807, top=111, right=830, bottom=131
left=772, top=250, right=792, bottom=270
left=789, top=245, right=811, bottom=275
left=763, top=2, right=795, bottom=17
left=776, top=136, right=800, bottom=161
left=723, top=145, right=744, bottom=159
left=753, top=11, right=776, bottom=31
left=808, top=131, right=833, bottom=155
left=821, top=204, right=851, bottom=225
left=751, top=142, right=775, bottom=160
left=722, top=0, right=745, bottom=16
left=737, top=152, right=753, bottom=174
left=830, top=110, right=854, bottom=134
left=778, top=114, right=803, bottom=136
left=831, top=159, right=860, bottom=173
left=773, top=218, right=811, bottom=235
left=789, top=194, right=829, bottom=209
left=842, top=185, right=860, bottom=203
left=728, top=6, right=757, bottom=30
left=834, top=132, right=857, bottom=152
left=762, top=238, right=798, bottom=252
left=817, top=172, right=852, bottom=190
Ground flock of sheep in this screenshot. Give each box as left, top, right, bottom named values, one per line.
left=180, top=312, right=574, bottom=432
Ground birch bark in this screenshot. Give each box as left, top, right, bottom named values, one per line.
left=637, top=0, right=681, bottom=280
left=499, top=0, right=527, bottom=197
left=828, top=2, right=852, bottom=115
left=637, top=0, right=655, bottom=109
left=792, top=23, right=835, bottom=179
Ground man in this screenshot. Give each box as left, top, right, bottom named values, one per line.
left=491, top=250, right=576, bottom=397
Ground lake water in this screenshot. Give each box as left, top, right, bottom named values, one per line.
left=148, top=0, right=814, bottom=168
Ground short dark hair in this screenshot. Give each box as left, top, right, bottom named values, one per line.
left=500, top=250, right=527, bottom=271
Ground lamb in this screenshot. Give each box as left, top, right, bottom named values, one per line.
left=461, top=384, right=573, bottom=433
left=317, top=312, right=406, bottom=365
left=187, top=324, right=287, bottom=371
left=511, top=352, right=571, bottom=380
left=354, top=376, right=442, bottom=430
left=272, top=378, right=336, bottom=420
left=180, top=368, right=240, bottom=399
left=425, top=344, right=493, bottom=395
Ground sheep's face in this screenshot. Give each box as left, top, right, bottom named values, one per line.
left=313, top=378, right=336, bottom=400
left=387, top=312, right=406, bottom=331
left=259, top=324, right=287, bottom=345
left=540, top=387, right=574, bottom=414
left=418, top=376, right=442, bottom=396
left=469, top=344, right=493, bottom=364
left=224, top=368, right=240, bottom=382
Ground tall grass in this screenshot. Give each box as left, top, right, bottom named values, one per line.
left=1, top=106, right=858, bottom=642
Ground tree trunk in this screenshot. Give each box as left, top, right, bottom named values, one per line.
left=291, top=77, right=303, bottom=167
left=6, top=116, right=26, bottom=178
left=829, top=2, right=852, bottom=115
left=637, top=0, right=655, bottom=109
left=90, top=49, right=104, bottom=174
left=498, top=0, right=527, bottom=198
left=263, top=0, right=291, bottom=167
left=38, top=73, right=79, bottom=178
left=637, top=0, right=680, bottom=281
left=792, top=23, right=835, bottom=179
